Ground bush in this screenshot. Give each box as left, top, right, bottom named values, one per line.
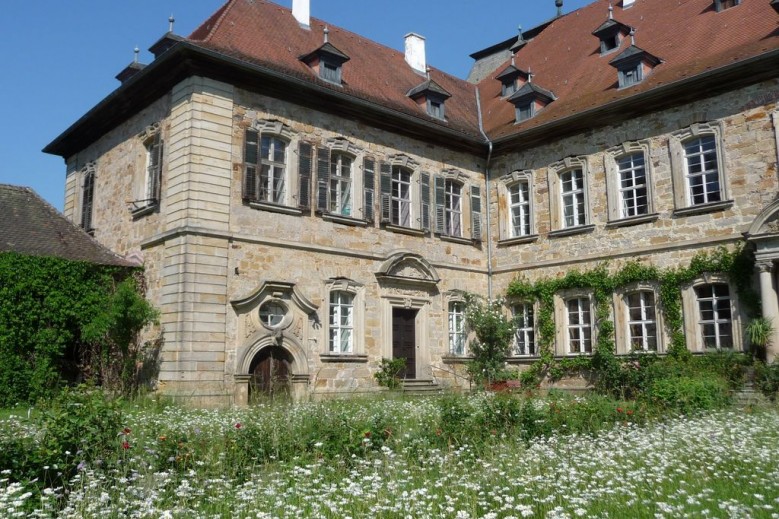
left=463, top=294, right=515, bottom=385
left=374, top=358, right=406, bottom=390
left=647, top=375, right=731, bottom=414
left=755, top=362, right=779, bottom=402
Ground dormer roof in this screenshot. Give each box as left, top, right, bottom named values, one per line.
left=495, top=64, right=529, bottom=83
left=507, top=82, right=556, bottom=104
left=299, top=41, right=350, bottom=65
left=609, top=45, right=661, bottom=68
left=591, top=18, right=631, bottom=38
left=407, top=79, right=452, bottom=100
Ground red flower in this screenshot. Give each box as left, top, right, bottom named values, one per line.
left=122, top=427, right=131, bottom=435
left=234, top=423, right=242, bottom=429
left=627, top=409, right=634, bottom=416
left=364, top=431, right=372, bottom=438
left=616, top=407, right=624, bottom=414
left=121, top=441, right=130, bottom=450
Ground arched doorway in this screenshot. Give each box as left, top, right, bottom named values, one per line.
left=248, top=346, right=293, bottom=401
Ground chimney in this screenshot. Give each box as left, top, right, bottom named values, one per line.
left=404, top=33, right=426, bottom=74
left=292, top=0, right=310, bottom=28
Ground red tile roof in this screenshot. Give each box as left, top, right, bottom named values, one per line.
left=187, top=0, right=482, bottom=139
left=478, top=0, right=779, bottom=140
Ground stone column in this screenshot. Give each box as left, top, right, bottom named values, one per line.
left=757, top=261, right=779, bottom=362
left=234, top=375, right=251, bottom=407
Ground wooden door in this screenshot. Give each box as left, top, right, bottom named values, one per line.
left=249, top=346, right=291, bottom=401
left=392, top=308, right=417, bottom=379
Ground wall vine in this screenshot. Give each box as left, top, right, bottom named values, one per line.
left=505, top=246, right=758, bottom=390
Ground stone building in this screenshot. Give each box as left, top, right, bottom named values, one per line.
left=44, top=0, right=779, bottom=405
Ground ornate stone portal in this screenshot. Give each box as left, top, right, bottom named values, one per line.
left=231, top=281, right=318, bottom=404
left=747, top=201, right=779, bottom=362
left=376, top=252, right=440, bottom=380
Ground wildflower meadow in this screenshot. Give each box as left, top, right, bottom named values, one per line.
left=1, top=390, right=778, bottom=518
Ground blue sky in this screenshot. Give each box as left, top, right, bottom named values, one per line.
left=0, top=0, right=590, bottom=210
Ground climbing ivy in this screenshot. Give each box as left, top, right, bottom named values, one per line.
left=506, top=246, right=758, bottom=396
left=0, top=253, right=158, bottom=405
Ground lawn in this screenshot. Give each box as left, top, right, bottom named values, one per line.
left=1, top=393, right=778, bottom=518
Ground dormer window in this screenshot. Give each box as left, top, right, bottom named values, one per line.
left=495, top=64, right=529, bottom=98
left=300, top=41, right=350, bottom=86
left=772, top=0, right=779, bottom=14
left=507, top=82, right=555, bottom=123
left=715, top=0, right=740, bottom=11
left=591, top=18, right=631, bottom=56
left=609, top=45, right=661, bottom=89
left=407, top=79, right=452, bottom=121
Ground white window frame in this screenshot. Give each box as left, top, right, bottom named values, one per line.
left=444, top=179, right=463, bottom=238
left=323, top=279, right=365, bottom=356
left=448, top=300, right=467, bottom=356
left=243, top=120, right=298, bottom=211
left=511, top=302, right=537, bottom=357
left=391, top=165, right=414, bottom=228
left=329, top=151, right=354, bottom=216
left=604, top=140, right=656, bottom=224
left=613, top=283, right=664, bottom=355
left=329, top=290, right=355, bottom=354
left=554, top=290, right=594, bottom=356
left=499, top=169, right=535, bottom=242
left=548, top=157, right=591, bottom=234
left=669, top=122, right=729, bottom=214
left=681, top=274, right=743, bottom=352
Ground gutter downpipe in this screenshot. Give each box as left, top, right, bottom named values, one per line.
left=475, top=86, right=495, bottom=300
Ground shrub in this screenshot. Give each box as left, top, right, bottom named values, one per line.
left=647, top=375, right=731, bottom=414
left=755, top=361, right=779, bottom=402
left=374, top=358, right=406, bottom=390
left=463, top=294, right=515, bottom=385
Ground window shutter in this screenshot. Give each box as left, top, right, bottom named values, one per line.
left=298, top=142, right=313, bottom=210
left=81, top=165, right=95, bottom=231
left=316, top=146, right=331, bottom=212
left=434, top=176, right=446, bottom=234
left=243, top=129, right=260, bottom=201
left=379, top=162, right=392, bottom=223
left=471, top=184, right=483, bottom=241
left=420, top=172, right=431, bottom=231
left=149, top=137, right=163, bottom=203
left=363, top=157, right=376, bottom=223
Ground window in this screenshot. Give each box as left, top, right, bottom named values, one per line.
left=620, top=65, right=642, bottom=88
left=626, top=291, right=658, bottom=352
left=320, top=59, right=341, bottom=83
left=512, top=303, right=536, bottom=356
left=323, top=279, right=365, bottom=358
left=243, top=128, right=288, bottom=205
left=681, top=275, right=742, bottom=352
left=391, top=166, right=413, bottom=227
left=444, top=180, right=462, bottom=237
left=616, top=153, right=648, bottom=218
left=566, top=297, right=592, bottom=354
left=144, top=134, right=163, bottom=205
left=329, top=291, right=354, bottom=353
left=715, top=0, right=740, bottom=11
left=329, top=152, right=353, bottom=216
left=602, top=34, right=620, bottom=53
left=696, top=284, right=733, bottom=350
left=449, top=301, right=466, bottom=355
left=428, top=98, right=445, bottom=119
left=516, top=102, right=534, bottom=122
left=609, top=47, right=660, bottom=89
left=605, top=141, right=655, bottom=224
left=670, top=123, right=728, bottom=214
left=80, top=163, right=96, bottom=233
left=259, top=301, right=287, bottom=329
left=502, top=80, right=517, bottom=97
left=561, top=169, right=586, bottom=228
left=684, top=135, right=721, bottom=206
left=509, top=180, right=531, bottom=237
left=549, top=157, right=591, bottom=235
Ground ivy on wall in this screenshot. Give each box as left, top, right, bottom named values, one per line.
left=505, top=246, right=758, bottom=391
left=0, top=253, right=158, bottom=406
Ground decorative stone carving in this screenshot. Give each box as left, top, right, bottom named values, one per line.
left=244, top=315, right=257, bottom=339
left=390, top=260, right=427, bottom=279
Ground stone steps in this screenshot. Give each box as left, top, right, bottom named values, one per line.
left=401, top=379, right=443, bottom=395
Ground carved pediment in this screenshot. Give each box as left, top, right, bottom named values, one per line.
left=748, top=199, right=779, bottom=238
left=376, top=252, right=440, bottom=288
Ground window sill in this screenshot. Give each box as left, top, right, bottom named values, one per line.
left=548, top=224, right=595, bottom=238
left=506, top=356, right=541, bottom=364
left=322, top=213, right=368, bottom=227
left=498, top=234, right=539, bottom=246
left=248, top=200, right=303, bottom=216
left=130, top=203, right=157, bottom=219
left=442, top=355, right=473, bottom=364
left=605, top=213, right=659, bottom=228
left=439, top=234, right=474, bottom=246
left=319, top=354, right=368, bottom=363
left=383, top=223, right=426, bottom=237
left=673, top=200, right=733, bottom=218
